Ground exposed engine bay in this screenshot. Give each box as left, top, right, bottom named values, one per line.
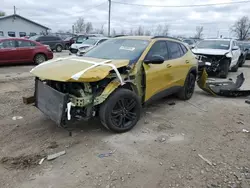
left=196, top=54, right=229, bottom=73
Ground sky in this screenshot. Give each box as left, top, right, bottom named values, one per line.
left=1, top=0, right=250, bottom=38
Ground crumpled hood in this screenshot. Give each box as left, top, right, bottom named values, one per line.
left=30, top=56, right=129, bottom=82
left=192, top=48, right=229, bottom=56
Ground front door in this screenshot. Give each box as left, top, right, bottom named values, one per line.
left=231, top=41, right=241, bottom=66
left=143, top=40, right=174, bottom=101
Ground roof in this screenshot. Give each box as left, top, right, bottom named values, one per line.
left=115, top=36, right=153, bottom=40
left=88, top=37, right=109, bottom=40
left=0, top=14, right=50, bottom=30
left=204, top=38, right=232, bottom=41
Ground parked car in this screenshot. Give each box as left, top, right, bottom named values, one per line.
left=192, top=38, right=241, bottom=78
left=182, top=38, right=196, bottom=49
left=0, top=37, right=53, bottom=65
left=29, top=35, right=65, bottom=52
left=71, top=37, right=108, bottom=55
left=64, top=36, right=77, bottom=50
left=237, top=41, right=249, bottom=67
left=31, top=36, right=197, bottom=133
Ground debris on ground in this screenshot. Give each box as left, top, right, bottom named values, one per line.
left=38, top=158, right=45, bottom=165
left=167, top=101, right=176, bottom=106
left=47, top=151, right=66, bottom=161
left=98, top=149, right=116, bottom=158
left=242, top=129, right=249, bottom=133
left=12, top=116, right=23, bottom=120
left=197, top=69, right=250, bottom=97
left=0, top=153, right=45, bottom=169
left=198, top=154, right=213, bottom=166
left=22, top=96, right=35, bottom=104
left=245, top=99, right=250, bottom=104
left=47, top=141, right=59, bottom=149
left=237, top=121, right=244, bottom=125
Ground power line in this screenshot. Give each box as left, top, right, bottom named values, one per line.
left=112, top=0, right=250, bottom=8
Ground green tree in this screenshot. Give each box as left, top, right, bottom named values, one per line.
left=0, top=11, right=6, bottom=17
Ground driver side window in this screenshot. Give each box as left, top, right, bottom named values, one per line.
left=145, top=41, right=169, bottom=60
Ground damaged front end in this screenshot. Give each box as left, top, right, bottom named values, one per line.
left=196, top=53, right=230, bottom=74
left=197, top=69, right=250, bottom=97
left=34, top=73, right=126, bottom=128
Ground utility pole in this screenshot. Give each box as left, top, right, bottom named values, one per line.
left=108, top=0, right=111, bottom=37
left=14, top=6, right=16, bottom=15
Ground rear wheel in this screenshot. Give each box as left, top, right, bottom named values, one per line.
left=99, top=88, right=141, bottom=133
left=218, top=59, right=230, bottom=78
left=177, top=72, right=196, bottom=100
left=56, top=45, right=63, bottom=52
left=34, top=54, right=46, bottom=64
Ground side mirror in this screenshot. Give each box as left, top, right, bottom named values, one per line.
left=232, top=46, right=239, bottom=50
left=144, top=55, right=165, bottom=64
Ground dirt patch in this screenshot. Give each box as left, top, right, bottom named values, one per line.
left=47, top=141, right=59, bottom=149
left=0, top=153, right=45, bottom=169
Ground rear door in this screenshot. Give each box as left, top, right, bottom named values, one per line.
left=166, top=41, right=192, bottom=85
left=15, top=40, right=35, bottom=62
left=144, top=40, right=175, bottom=101
left=0, top=39, right=18, bottom=64
left=38, top=36, right=54, bottom=49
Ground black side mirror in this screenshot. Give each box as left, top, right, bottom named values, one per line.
left=144, top=55, right=165, bottom=64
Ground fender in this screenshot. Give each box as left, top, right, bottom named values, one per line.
left=94, top=80, right=138, bottom=105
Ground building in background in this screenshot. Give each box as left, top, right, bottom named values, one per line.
left=0, top=14, right=50, bottom=37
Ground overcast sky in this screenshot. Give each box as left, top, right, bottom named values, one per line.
left=1, top=0, right=250, bottom=37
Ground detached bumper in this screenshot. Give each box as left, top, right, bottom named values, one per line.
left=35, top=79, right=68, bottom=125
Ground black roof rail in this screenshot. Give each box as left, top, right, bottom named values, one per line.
left=152, top=36, right=181, bottom=41
left=113, top=35, right=127, bottom=38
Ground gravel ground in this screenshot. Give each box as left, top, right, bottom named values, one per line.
left=0, top=54, right=250, bottom=188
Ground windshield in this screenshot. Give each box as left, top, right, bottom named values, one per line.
left=83, top=39, right=149, bottom=60
left=76, top=35, right=87, bottom=44
left=183, top=39, right=194, bottom=45
left=196, top=40, right=230, bottom=50
left=82, top=38, right=99, bottom=45
left=29, top=35, right=40, bottom=41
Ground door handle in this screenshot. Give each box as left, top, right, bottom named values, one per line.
left=185, top=60, right=190, bottom=64
left=166, top=64, right=172, bottom=68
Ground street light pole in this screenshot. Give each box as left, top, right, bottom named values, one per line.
left=108, top=0, right=111, bottom=37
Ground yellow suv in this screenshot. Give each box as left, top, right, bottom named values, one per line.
left=31, top=36, right=197, bottom=133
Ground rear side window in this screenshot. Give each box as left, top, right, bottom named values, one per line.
left=54, top=37, right=61, bottom=41
left=146, top=41, right=169, bottom=60
left=0, top=40, right=16, bottom=49
left=8, top=31, right=16, bottom=37
left=166, top=41, right=182, bottom=59
left=0, top=31, right=3, bottom=36
left=180, top=44, right=188, bottom=54
left=17, top=40, right=34, bottom=47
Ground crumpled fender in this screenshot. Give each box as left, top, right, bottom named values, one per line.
left=197, top=69, right=250, bottom=97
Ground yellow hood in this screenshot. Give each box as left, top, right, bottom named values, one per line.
left=30, top=56, right=129, bottom=82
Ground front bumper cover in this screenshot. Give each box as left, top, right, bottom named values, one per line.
left=197, top=69, right=250, bottom=97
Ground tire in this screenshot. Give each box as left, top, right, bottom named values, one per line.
left=177, top=72, right=196, bottom=100
left=231, top=59, right=240, bottom=72
left=34, top=54, right=46, bottom=64
left=65, top=44, right=69, bottom=50
left=239, top=55, right=244, bottom=67
left=218, top=59, right=230, bottom=78
left=99, top=88, right=141, bottom=133
left=56, top=45, right=63, bottom=52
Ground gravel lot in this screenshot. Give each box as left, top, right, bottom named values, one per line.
left=0, top=52, right=250, bottom=188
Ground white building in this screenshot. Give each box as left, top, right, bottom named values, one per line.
left=0, top=14, right=50, bottom=37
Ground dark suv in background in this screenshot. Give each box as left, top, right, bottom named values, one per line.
left=29, top=35, right=65, bottom=52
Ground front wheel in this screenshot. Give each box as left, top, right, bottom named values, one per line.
left=99, top=88, right=141, bottom=133
left=177, top=72, right=196, bottom=100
